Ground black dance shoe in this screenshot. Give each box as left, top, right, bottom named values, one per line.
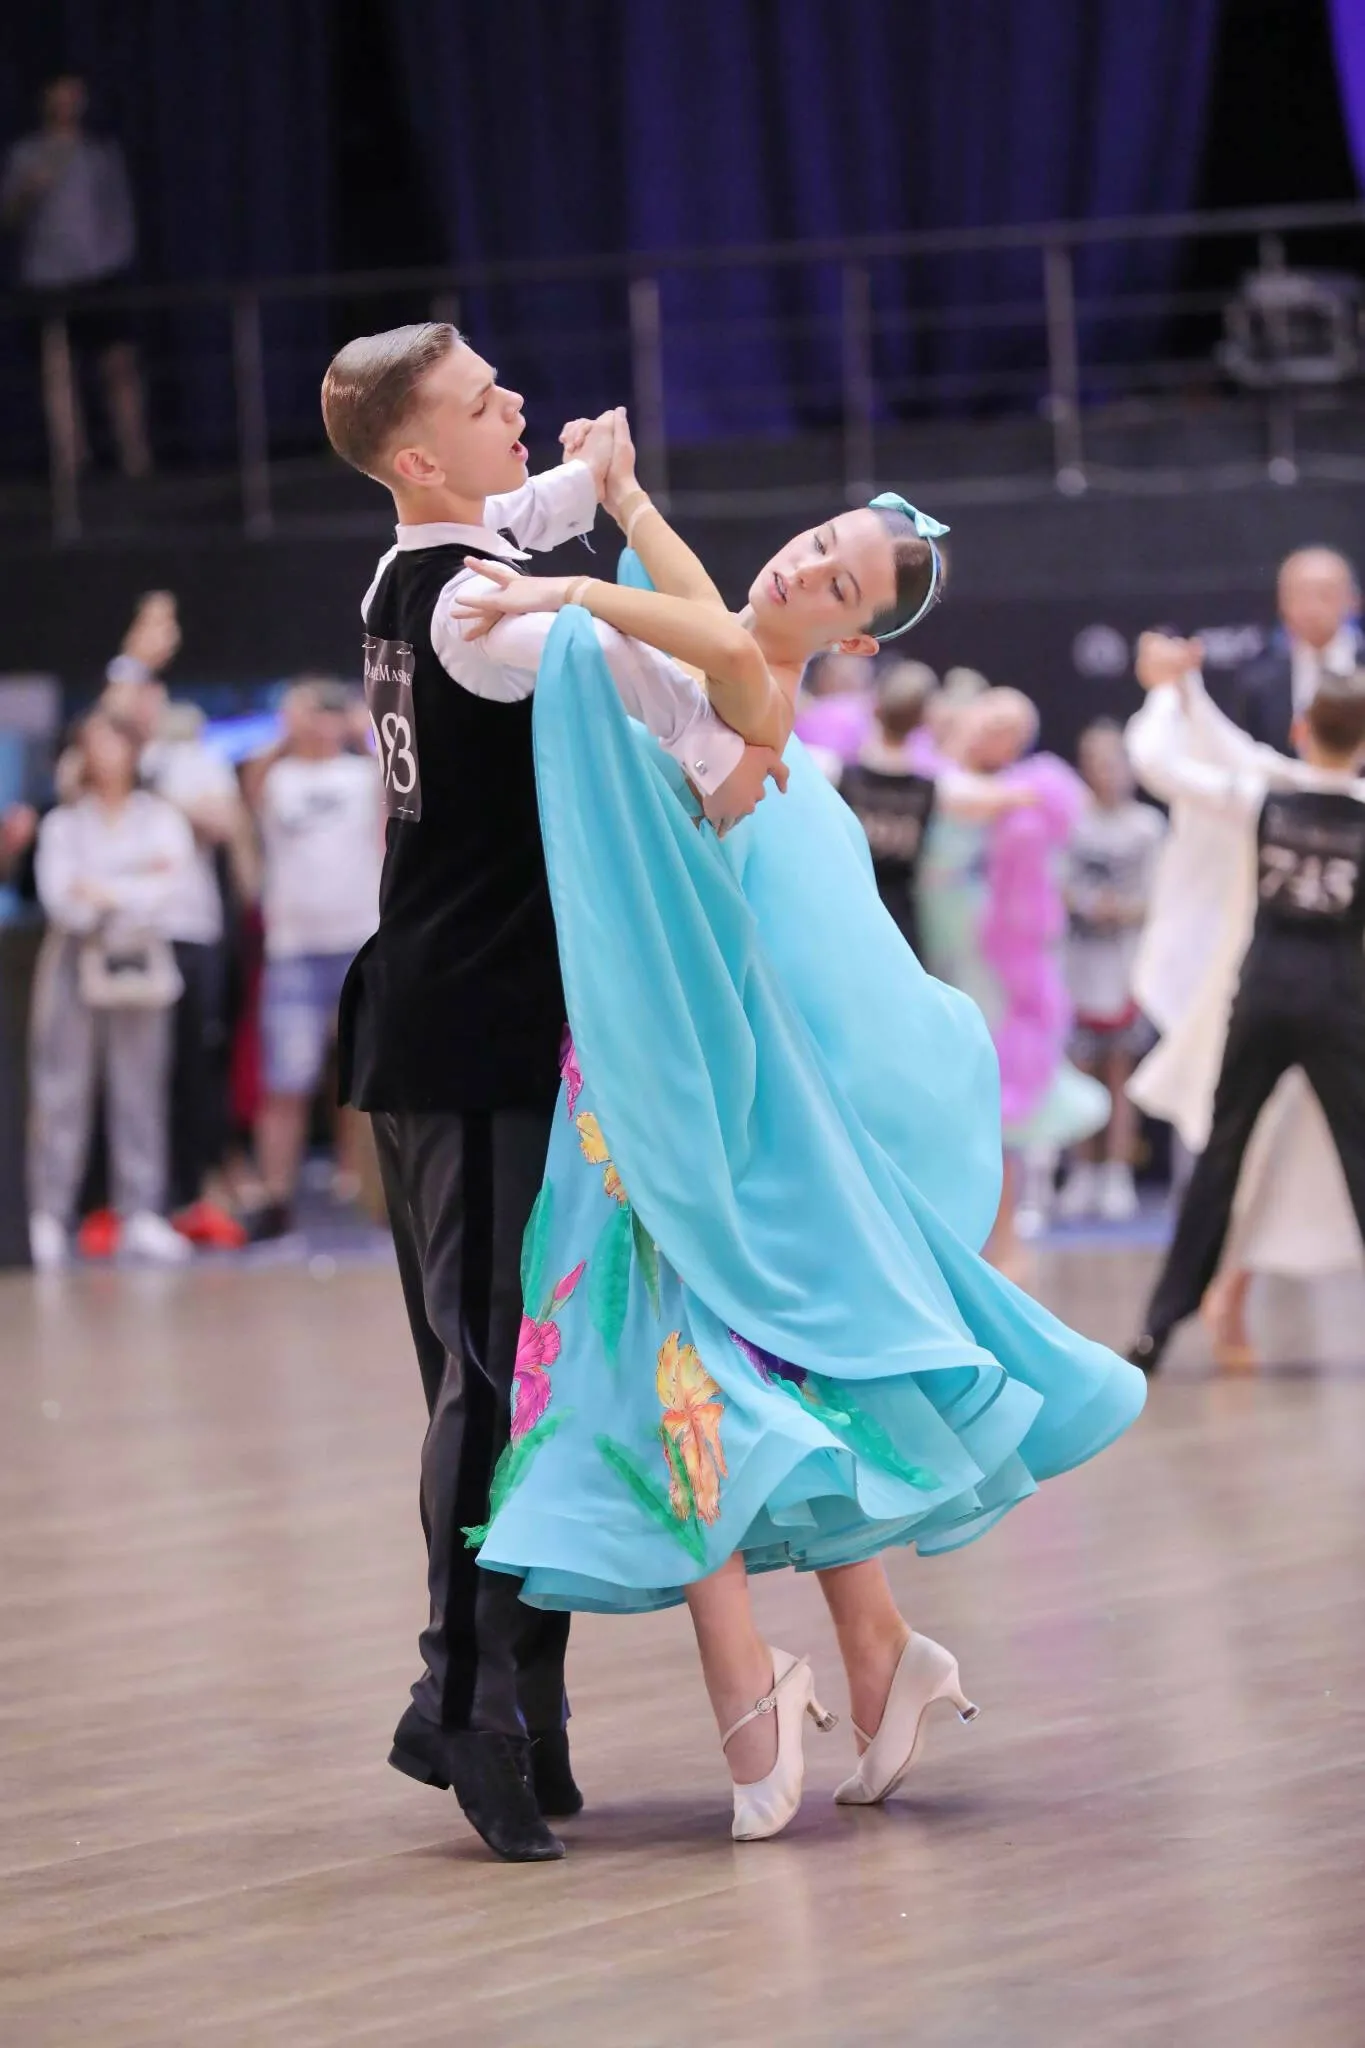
left=1127, top=1330, right=1169, bottom=1375
left=528, top=1727, right=583, bottom=1818
left=388, top=1707, right=565, bottom=1862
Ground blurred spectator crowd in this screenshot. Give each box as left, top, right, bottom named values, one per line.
left=3, top=590, right=383, bottom=1269
left=0, top=541, right=1356, bottom=1273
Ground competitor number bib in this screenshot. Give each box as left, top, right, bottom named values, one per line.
left=363, top=634, right=421, bottom=821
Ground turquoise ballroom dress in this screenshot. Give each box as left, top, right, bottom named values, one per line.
left=472, top=574, right=1146, bottom=1613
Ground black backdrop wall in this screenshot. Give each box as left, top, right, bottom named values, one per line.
left=7, top=478, right=1360, bottom=760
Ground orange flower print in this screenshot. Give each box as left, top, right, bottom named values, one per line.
left=575, top=1110, right=628, bottom=1205
left=656, top=1333, right=727, bottom=1525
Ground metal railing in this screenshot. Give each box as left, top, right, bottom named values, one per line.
left=3, top=197, right=1365, bottom=545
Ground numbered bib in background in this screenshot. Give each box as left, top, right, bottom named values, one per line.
left=363, top=634, right=422, bottom=821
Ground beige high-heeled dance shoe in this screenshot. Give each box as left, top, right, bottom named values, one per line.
left=834, top=1632, right=979, bottom=1807
left=722, top=1646, right=838, bottom=1842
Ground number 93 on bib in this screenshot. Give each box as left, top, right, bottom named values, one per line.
left=363, top=634, right=422, bottom=822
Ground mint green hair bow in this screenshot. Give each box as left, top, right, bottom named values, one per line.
left=867, top=492, right=950, bottom=639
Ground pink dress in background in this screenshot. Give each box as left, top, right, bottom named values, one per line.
left=915, top=744, right=1107, bottom=1147
left=793, top=689, right=874, bottom=766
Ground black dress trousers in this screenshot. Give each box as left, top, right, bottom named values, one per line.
left=1144, top=954, right=1365, bottom=1336
left=371, top=1106, right=569, bottom=1737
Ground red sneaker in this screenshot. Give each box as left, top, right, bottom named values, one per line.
left=172, top=1200, right=248, bottom=1250
left=77, top=1209, right=121, bottom=1259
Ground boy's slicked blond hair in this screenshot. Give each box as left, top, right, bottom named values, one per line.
left=321, top=322, right=460, bottom=479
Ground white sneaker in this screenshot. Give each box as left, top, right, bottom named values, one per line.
left=1056, top=1162, right=1099, bottom=1221
left=1097, top=1161, right=1138, bottom=1223
left=29, top=1213, right=69, bottom=1272
left=122, top=1211, right=193, bottom=1264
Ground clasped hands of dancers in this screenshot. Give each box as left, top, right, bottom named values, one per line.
left=321, top=322, right=1143, bottom=1862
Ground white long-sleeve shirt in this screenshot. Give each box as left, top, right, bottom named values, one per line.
left=36, top=792, right=197, bottom=940
left=362, top=459, right=745, bottom=797
left=1125, top=678, right=1255, bottom=1033
left=1136, top=674, right=1365, bottom=819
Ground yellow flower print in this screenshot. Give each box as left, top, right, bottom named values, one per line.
left=575, top=1110, right=628, bottom=1205
left=656, top=1332, right=727, bottom=1525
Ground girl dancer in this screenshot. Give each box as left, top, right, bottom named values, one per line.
left=449, top=421, right=1146, bottom=1843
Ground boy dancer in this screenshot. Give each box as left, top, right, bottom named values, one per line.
left=321, top=325, right=778, bottom=1861
left=1128, top=638, right=1365, bottom=1372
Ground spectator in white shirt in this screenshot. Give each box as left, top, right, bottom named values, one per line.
left=29, top=709, right=195, bottom=1269
left=102, top=591, right=251, bottom=1246
left=1057, top=721, right=1166, bottom=1222
left=245, top=678, right=383, bottom=1237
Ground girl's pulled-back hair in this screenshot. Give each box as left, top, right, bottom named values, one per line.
left=867, top=506, right=942, bottom=642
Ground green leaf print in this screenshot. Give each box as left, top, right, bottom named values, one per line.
left=631, top=1208, right=661, bottom=1316
left=588, top=1204, right=634, bottom=1366
left=804, top=1374, right=940, bottom=1493
left=520, top=1182, right=554, bottom=1317
left=659, top=1425, right=700, bottom=1524
left=594, top=1435, right=708, bottom=1566
left=462, top=1410, right=570, bottom=1549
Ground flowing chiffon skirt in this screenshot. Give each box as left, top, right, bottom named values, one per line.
left=474, top=599, right=1145, bottom=1613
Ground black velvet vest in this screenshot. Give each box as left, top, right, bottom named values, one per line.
left=338, top=542, right=565, bottom=1114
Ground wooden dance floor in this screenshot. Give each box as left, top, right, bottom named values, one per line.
left=4, top=1247, right=1364, bottom=2047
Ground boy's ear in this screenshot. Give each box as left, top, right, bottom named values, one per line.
left=1289, top=711, right=1309, bottom=755
left=391, top=443, right=440, bottom=488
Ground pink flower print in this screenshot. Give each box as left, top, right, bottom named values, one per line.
left=552, top=1259, right=586, bottom=1306
left=510, top=1263, right=583, bottom=1439
left=512, top=1313, right=562, bottom=1439
left=559, top=1028, right=583, bottom=1118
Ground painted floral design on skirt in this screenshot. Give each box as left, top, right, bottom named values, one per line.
left=657, top=1332, right=728, bottom=1524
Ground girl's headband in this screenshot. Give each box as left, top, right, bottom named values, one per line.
left=867, top=491, right=950, bottom=641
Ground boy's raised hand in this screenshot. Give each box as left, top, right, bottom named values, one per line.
left=559, top=410, right=617, bottom=497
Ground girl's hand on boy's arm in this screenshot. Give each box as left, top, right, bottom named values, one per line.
left=451, top=560, right=577, bottom=641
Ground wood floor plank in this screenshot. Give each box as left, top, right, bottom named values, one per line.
left=1, top=1252, right=1361, bottom=2046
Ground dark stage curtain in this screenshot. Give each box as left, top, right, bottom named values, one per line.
left=386, top=0, right=1223, bottom=441
left=384, top=0, right=631, bottom=443
left=0, top=0, right=330, bottom=465
left=1329, top=0, right=1365, bottom=191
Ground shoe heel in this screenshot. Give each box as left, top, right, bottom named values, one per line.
left=941, top=1660, right=980, bottom=1724
left=388, top=1742, right=451, bottom=1790
left=807, top=1694, right=839, bottom=1734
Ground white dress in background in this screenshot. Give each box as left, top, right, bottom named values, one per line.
left=1124, top=677, right=1362, bottom=1278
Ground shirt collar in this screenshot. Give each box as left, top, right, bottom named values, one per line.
left=393, top=520, right=529, bottom=562
left=1291, top=624, right=1358, bottom=668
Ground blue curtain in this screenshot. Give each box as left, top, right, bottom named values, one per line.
left=0, top=0, right=330, bottom=464
left=387, top=0, right=1223, bottom=440
left=1329, top=0, right=1365, bottom=190
left=385, top=0, right=631, bottom=441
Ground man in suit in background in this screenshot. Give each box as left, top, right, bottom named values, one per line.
left=1231, top=547, right=1359, bottom=753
